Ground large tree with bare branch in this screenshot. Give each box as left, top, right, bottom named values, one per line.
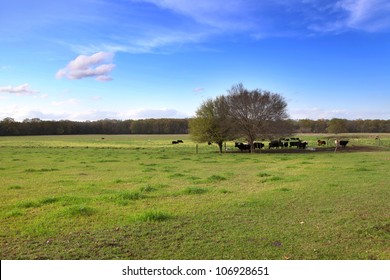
left=226, top=83, right=292, bottom=153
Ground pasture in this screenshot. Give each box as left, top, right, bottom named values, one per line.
left=0, top=134, right=389, bottom=259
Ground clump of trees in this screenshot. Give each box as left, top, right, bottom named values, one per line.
left=189, top=83, right=293, bottom=153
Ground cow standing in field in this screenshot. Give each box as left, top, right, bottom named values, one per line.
left=317, top=140, right=326, bottom=146
left=289, top=140, right=300, bottom=148
left=297, top=141, right=308, bottom=149
left=254, top=142, right=264, bottom=149
left=235, top=142, right=251, bottom=152
left=269, top=140, right=283, bottom=149
left=339, top=140, right=349, bottom=147
left=334, top=140, right=349, bottom=151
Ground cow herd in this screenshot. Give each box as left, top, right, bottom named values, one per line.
left=171, top=138, right=349, bottom=151
left=234, top=138, right=349, bottom=152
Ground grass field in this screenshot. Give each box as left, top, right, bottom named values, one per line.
left=0, top=134, right=389, bottom=259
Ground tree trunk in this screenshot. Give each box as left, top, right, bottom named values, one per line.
left=217, top=141, right=223, bottom=153
left=249, top=139, right=255, bottom=153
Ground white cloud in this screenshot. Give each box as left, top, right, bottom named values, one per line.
left=0, top=106, right=190, bottom=121
left=50, top=99, right=80, bottom=107
left=56, top=52, right=115, bottom=81
left=289, top=107, right=390, bottom=120
left=337, top=0, right=390, bottom=31
left=306, top=0, right=390, bottom=33
left=192, top=87, right=205, bottom=93
left=0, top=84, right=39, bottom=95
left=128, top=108, right=187, bottom=119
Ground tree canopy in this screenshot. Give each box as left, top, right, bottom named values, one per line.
left=189, top=96, right=232, bottom=153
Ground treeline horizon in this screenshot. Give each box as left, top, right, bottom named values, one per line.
left=0, top=117, right=389, bottom=136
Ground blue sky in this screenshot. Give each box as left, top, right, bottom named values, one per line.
left=1, top=0, right=389, bottom=121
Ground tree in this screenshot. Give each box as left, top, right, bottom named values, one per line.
left=327, top=118, right=348, bottom=134
left=226, top=83, right=291, bottom=153
left=189, top=96, right=232, bottom=153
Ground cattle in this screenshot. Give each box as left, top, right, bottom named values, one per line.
left=289, top=140, right=301, bottom=148
left=172, top=141, right=178, bottom=144
left=297, top=141, right=308, bottom=149
left=177, top=140, right=183, bottom=143
left=235, top=142, right=251, bottom=151
left=339, top=140, right=349, bottom=147
left=335, top=140, right=349, bottom=148
left=269, top=140, right=283, bottom=149
left=253, top=142, right=264, bottom=149
left=278, top=138, right=289, bottom=148
left=317, top=140, right=326, bottom=146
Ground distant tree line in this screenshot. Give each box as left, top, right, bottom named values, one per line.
left=0, top=117, right=388, bottom=136
left=293, top=118, right=390, bottom=134
left=0, top=118, right=188, bottom=136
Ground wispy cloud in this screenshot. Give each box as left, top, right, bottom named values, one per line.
left=56, top=52, right=115, bottom=81
left=336, top=0, right=390, bottom=31
left=50, top=99, right=80, bottom=107
left=0, top=84, right=39, bottom=95
left=192, top=87, right=205, bottom=93
left=289, top=106, right=390, bottom=120
left=35, top=0, right=390, bottom=57
left=138, top=0, right=258, bottom=31
left=297, top=0, right=390, bottom=33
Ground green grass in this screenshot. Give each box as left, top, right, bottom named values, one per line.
left=0, top=134, right=389, bottom=260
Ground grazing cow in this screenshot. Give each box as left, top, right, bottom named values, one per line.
left=278, top=138, right=289, bottom=148
left=317, top=140, right=326, bottom=146
left=297, top=141, right=308, bottom=149
left=177, top=140, right=183, bottom=143
left=172, top=141, right=178, bottom=144
left=289, top=140, right=301, bottom=148
left=269, top=140, right=282, bottom=149
left=339, top=140, right=349, bottom=147
left=235, top=142, right=251, bottom=151
left=253, top=142, right=264, bottom=149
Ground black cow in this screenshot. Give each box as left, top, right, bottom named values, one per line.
left=297, top=141, right=308, bottom=149
left=172, top=141, right=178, bottom=144
left=339, top=140, right=349, bottom=148
left=269, top=140, right=282, bottom=149
left=254, top=142, right=264, bottom=149
left=289, top=141, right=301, bottom=148
left=177, top=140, right=184, bottom=143
left=235, top=142, right=251, bottom=151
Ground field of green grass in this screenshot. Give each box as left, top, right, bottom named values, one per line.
left=0, top=134, right=389, bottom=259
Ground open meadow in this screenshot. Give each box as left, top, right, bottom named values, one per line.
left=0, top=134, right=389, bottom=259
